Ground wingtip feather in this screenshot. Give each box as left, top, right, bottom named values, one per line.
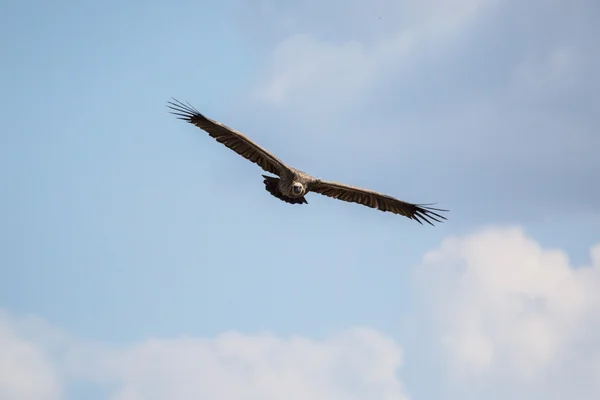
left=167, top=98, right=204, bottom=124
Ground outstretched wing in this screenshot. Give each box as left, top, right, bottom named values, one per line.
left=168, top=98, right=291, bottom=176
left=309, top=180, right=447, bottom=226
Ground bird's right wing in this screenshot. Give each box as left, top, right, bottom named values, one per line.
left=168, top=99, right=292, bottom=176
left=309, top=179, right=447, bottom=226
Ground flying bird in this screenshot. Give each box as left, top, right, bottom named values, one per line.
left=167, top=99, right=447, bottom=225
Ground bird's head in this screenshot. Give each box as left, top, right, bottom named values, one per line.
left=292, top=182, right=305, bottom=196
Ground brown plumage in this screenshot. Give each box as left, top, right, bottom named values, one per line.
left=167, top=98, right=447, bottom=226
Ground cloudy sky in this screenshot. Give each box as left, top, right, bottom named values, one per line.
left=1, top=0, right=599, bottom=399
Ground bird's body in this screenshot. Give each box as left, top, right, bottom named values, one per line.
left=167, top=99, right=448, bottom=225
left=262, top=168, right=313, bottom=205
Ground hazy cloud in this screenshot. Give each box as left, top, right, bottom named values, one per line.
left=230, top=0, right=600, bottom=224
left=244, top=0, right=497, bottom=110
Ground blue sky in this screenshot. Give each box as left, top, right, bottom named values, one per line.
left=1, top=0, right=599, bottom=399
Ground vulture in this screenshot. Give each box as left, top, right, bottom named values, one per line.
left=167, top=99, right=447, bottom=226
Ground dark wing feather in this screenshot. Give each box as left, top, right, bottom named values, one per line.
left=167, top=98, right=291, bottom=176
left=309, top=180, right=447, bottom=226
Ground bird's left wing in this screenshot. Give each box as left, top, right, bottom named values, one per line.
left=309, top=180, right=447, bottom=225
left=168, top=99, right=292, bottom=176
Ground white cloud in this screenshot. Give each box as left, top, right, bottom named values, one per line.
left=0, top=310, right=62, bottom=400
left=2, top=227, right=600, bottom=399
left=414, top=226, right=600, bottom=396
left=0, top=311, right=407, bottom=400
